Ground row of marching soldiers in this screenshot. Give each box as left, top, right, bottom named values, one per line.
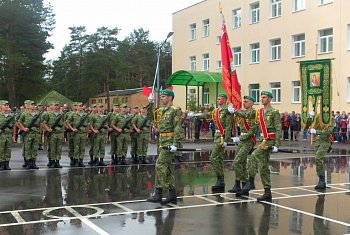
left=0, top=99, right=153, bottom=170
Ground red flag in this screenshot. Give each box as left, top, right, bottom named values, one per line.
left=221, top=17, right=241, bottom=109
left=142, top=86, right=152, bottom=96
left=165, top=86, right=173, bottom=90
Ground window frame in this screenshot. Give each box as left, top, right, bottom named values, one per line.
left=270, top=0, right=282, bottom=18
left=318, top=28, right=333, bottom=54
left=233, top=47, right=242, bottom=66
left=250, top=2, right=260, bottom=24
left=250, top=43, right=260, bottom=64
left=189, top=23, right=196, bottom=41
left=189, top=56, right=196, bottom=71
left=292, top=81, right=301, bottom=103
left=292, top=34, right=305, bottom=58
left=202, top=53, right=209, bottom=71
left=270, top=38, right=281, bottom=61
left=232, top=8, right=241, bottom=28
left=270, top=82, right=281, bottom=103
left=202, top=19, right=210, bottom=37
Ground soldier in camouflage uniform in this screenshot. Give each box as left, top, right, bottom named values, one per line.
left=89, top=103, right=109, bottom=166
left=16, top=100, right=30, bottom=168
left=234, top=91, right=281, bottom=201
left=208, top=93, right=232, bottom=192
left=87, top=104, right=97, bottom=165
left=228, top=95, right=257, bottom=193
left=42, top=101, right=65, bottom=168
left=64, top=102, right=78, bottom=166
left=309, top=113, right=334, bottom=190
left=65, top=102, right=90, bottom=167
left=108, top=103, right=120, bottom=165
left=17, top=100, right=43, bottom=170
left=147, top=90, right=183, bottom=204
left=110, top=104, right=132, bottom=165
left=132, top=105, right=152, bottom=164
left=130, top=106, right=139, bottom=163
left=0, top=100, right=15, bottom=170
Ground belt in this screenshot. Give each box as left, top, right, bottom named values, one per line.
left=160, top=132, right=175, bottom=137
left=260, top=133, right=276, bottom=139
left=240, top=132, right=248, bottom=136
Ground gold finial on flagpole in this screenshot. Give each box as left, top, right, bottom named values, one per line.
left=219, top=2, right=222, bottom=13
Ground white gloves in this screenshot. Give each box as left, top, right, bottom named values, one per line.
left=187, top=112, right=194, bottom=118
left=271, top=146, right=278, bottom=153
left=148, top=93, right=154, bottom=103
left=169, top=145, right=177, bottom=152
left=310, top=128, right=316, bottom=134
left=222, top=142, right=227, bottom=147
left=227, top=104, right=235, bottom=114
left=309, top=111, right=315, bottom=118
left=231, top=137, right=240, bottom=143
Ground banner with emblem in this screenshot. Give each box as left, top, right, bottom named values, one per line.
left=300, top=59, right=332, bottom=129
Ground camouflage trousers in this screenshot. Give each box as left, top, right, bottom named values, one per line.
left=116, top=133, right=128, bottom=157
left=68, top=132, right=74, bottom=158
left=136, top=133, right=149, bottom=157
left=130, top=133, right=137, bottom=156
left=0, top=133, right=12, bottom=162
left=88, top=135, right=94, bottom=157
left=93, top=133, right=106, bottom=158
left=234, top=140, right=254, bottom=182
left=109, top=131, right=118, bottom=156
left=155, top=148, right=175, bottom=189
left=72, top=133, right=86, bottom=160
left=47, top=132, right=63, bottom=160
left=210, top=135, right=225, bottom=177
left=23, top=132, right=39, bottom=161
left=314, top=140, right=331, bottom=176
left=250, top=146, right=271, bottom=188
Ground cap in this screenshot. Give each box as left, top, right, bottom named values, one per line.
left=0, top=100, right=8, bottom=105
left=91, top=104, right=97, bottom=108
left=243, top=95, right=256, bottom=102
left=96, top=103, right=103, bottom=107
left=37, top=103, right=43, bottom=106
left=113, top=103, right=120, bottom=107
left=160, top=90, right=174, bottom=97
left=139, top=105, right=146, bottom=109
left=260, top=91, right=273, bottom=98
left=133, top=106, right=139, bottom=109
left=121, top=103, right=127, bottom=108
left=76, top=102, right=83, bottom=106
left=50, top=101, right=60, bottom=105
left=217, top=93, right=228, bottom=99
left=24, top=100, right=31, bottom=105
left=28, top=100, right=35, bottom=105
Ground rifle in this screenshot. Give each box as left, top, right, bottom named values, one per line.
left=115, top=116, right=134, bottom=137
left=70, top=111, right=91, bottom=136
left=90, top=115, right=109, bottom=139
left=20, top=110, right=44, bottom=137
left=134, top=117, right=150, bottom=136
left=0, top=115, right=15, bottom=132
left=45, top=110, right=68, bottom=137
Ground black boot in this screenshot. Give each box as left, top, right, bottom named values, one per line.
left=116, top=157, right=122, bottom=165
left=120, top=156, right=128, bottom=165
left=88, top=155, right=94, bottom=165
left=236, top=177, right=255, bottom=196
left=147, top=188, right=163, bottom=203
left=78, top=159, right=85, bottom=167
left=73, top=159, right=80, bottom=167
left=315, top=175, right=326, bottom=190
left=26, top=160, right=32, bottom=170
left=70, top=157, right=75, bottom=166
left=55, top=160, right=62, bottom=168
left=257, top=188, right=272, bottom=202
left=211, top=175, right=225, bottom=192
left=4, top=161, right=11, bottom=170
left=228, top=180, right=241, bottom=193
left=111, top=155, right=118, bottom=165
left=32, top=161, right=39, bottom=170
left=38, top=144, right=43, bottom=150
left=141, top=156, right=149, bottom=164
left=22, top=158, right=27, bottom=168
left=48, top=160, right=55, bottom=168
left=0, top=162, right=5, bottom=171
left=161, top=189, right=177, bottom=205
left=98, top=158, right=107, bottom=166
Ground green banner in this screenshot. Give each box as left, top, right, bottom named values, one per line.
left=300, top=59, right=332, bottom=129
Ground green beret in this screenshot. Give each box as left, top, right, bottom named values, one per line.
left=217, top=93, right=228, bottom=99
left=121, top=103, right=127, bottom=108
left=261, top=91, right=273, bottom=98
left=243, top=95, right=256, bottom=102
left=160, top=90, right=174, bottom=97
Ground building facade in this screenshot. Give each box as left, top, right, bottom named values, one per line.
left=171, top=0, right=350, bottom=112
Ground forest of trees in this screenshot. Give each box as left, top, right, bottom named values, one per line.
left=0, top=0, right=172, bottom=107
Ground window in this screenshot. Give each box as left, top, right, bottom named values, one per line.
left=292, top=34, right=305, bottom=57
left=189, top=56, right=196, bottom=71
left=293, top=0, right=305, bottom=12
left=348, top=24, right=350, bottom=50
left=202, top=53, right=209, bottom=71
left=250, top=43, right=260, bottom=64
left=270, top=0, right=281, bottom=18
left=233, top=47, right=241, bottom=66
left=270, top=82, right=281, bottom=103
left=232, top=8, right=241, bottom=28
left=319, top=0, right=333, bottom=5
left=203, top=88, right=209, bottom=105
left=292, top=81, right=301, bottom=102
left=189, top=89, right=196, bottom=101
left=202, top=19, right=209, bottom=37
left=189, top=23, right=196, bottom=40
left=216, top=36, right=221, bottom=45
left=270, top=38, right=281, bottom=61
left=318, top=28, right=333, bottom=53
left=249, top=84, right=260, bottom=103
left=216, top=60, right=222, bottom=69
left=250, top=2, right=260, bottom=24
left=347, top=77, right=350, bottom=102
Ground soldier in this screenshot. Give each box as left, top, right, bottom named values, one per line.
left=111, top=104, right=132, bottom=165
left=108, top=103, right=120, bottom=165
left=87, top=104, right=97, bottom=165
left=65, top=102, right=77, bottom=166
left=0, top=100, right=16, bottom=170
left=37, top=103, right=45, bottom=150
left=16, top=100, right=30, bottom=167
left=207, top=93, right=232, bottom=192
left=132, top=105, right=152, bottom=164
left=65, top=102, right=90, bottom=167
left=17, top=100, right=43, bottom=169
left=130, top=106, right=139, bottom=163
left=228, top=95, right=257, bottom=193
left=173, top=107, right=185, bottom=163
left=42, top=101, right=65, bottom=168
left=232, top=91, right=281, bottom=201
left=147, top=90, right=182, bottom=204
left=309, top=113, right=334, bottom=189
left=89, top=103, right=109, bottom=166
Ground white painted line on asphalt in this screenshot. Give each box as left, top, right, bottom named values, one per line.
left=65, top=206, right=109, bottom=235
left=195, top=195, right=221, bottom=204
left=112, top=202, right=134, bottom=212
left=270, top=191, right=290, bottom=197
left=10, top=211, right=25, bottom=223
left=296, top=187, right=322, bottom=194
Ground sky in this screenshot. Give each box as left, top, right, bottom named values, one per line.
left=43, top=0, right=203, bottom=60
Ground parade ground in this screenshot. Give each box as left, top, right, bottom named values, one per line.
left=0, top=138, right=350, bottom=235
